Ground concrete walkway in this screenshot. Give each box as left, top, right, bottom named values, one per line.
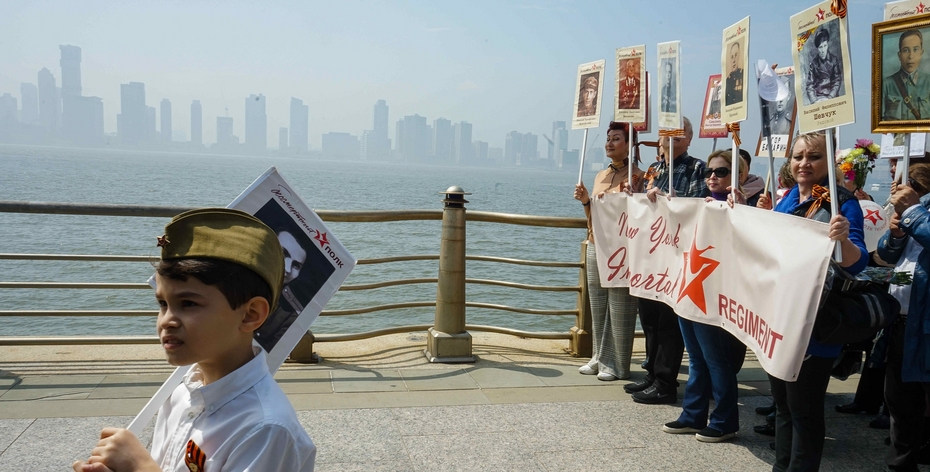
left=0, top=333, right=904, bottom=471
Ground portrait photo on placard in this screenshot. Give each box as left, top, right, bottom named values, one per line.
left=724, top=37, right=747, bottom=106
left=615, top=45, right=646, bottom=124
left=251, top=198, right=335, bottom=353
left=577, top=72, right=600, bottom=118
left=617, top=58, right=641, bottom=110
left=659, top=58, right=678, bottom=113
left=872, top=15, right=930, bottom=133
left=798, top=19, right=846, bottom=106
left=756, top=68, right=797, bottom=158
left=699, top=74, right=727, bottom=139
left=571, top=60, right=605, bottom=130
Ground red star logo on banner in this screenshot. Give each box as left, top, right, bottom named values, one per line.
left=677, top=229, right=721, bottom=315
left=816, top=8, right=826, bottom=21
left=864, top=209, right=884, bottom=226
left=918, top=2, right=926, bottom=13
left=313, top=230, right=330, bottom=248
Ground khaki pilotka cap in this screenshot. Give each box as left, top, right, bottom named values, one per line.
left=157, top=208, right=285, bottom=311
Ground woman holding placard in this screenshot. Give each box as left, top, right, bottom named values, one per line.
left=757, top=131, right=867, bottom=471
left=662, top=150, right=747, bottom=443
left=573, top=121, right=645, bottom=381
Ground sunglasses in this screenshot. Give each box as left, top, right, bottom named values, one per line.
left=703, top=167, right=731, bottom=179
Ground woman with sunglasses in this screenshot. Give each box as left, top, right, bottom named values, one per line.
left=662, top=150, right=747, bottom=443
left=573, top=121, right=645, bottom=381
left=757, top=131, right=867, bottom=471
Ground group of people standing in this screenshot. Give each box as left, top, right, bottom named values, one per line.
left=574, top=118, right=930, bottom=471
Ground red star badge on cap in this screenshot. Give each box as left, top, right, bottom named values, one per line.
left=156, top=235, right=169, bottom=248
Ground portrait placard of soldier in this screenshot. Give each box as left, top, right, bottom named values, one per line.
left=791, top=1, right=855, bottom=133
left=872, top=15, right=930, bottom=133
left=657, top=40, right=682, bottom=129
left=699, top=74, right=727, bottom=139
left=722, top=16, right=750, bottom=125
left=571, top=59, right=606, bottom=130
left=755, top=67, right=798, bottom=158
left=614, top=45, right=646, bottom=123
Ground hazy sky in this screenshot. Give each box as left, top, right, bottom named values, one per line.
left=1, top=0, right=886, bottom=157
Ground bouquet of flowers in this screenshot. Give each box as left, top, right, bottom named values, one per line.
left=835, top=139, right=881, bottom=190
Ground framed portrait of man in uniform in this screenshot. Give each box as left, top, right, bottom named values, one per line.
left=615, top=45, right=646, bottom=124
left=571, top=59, right=606, bottom=130
left=722, top=16, right=750, bottom=123
left=872, top=15, right=930, bottom=133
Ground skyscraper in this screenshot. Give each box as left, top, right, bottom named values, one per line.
left=37, top=68, right=60, bottom=133
left=216, top=116, right=235, bottom=147
left=20, top=83, right=38, bottom=124
left=289, top=98, right=308, bottom=153
left=452, top=121, right=473, bottom=164
left=0, top=94, right=17, bottom=123
left=279, top=127, right=288, bottom=151
left=59, top=45, right=82, bottom=98
left=522, top=133, right=539, bottom=165
left=398, top=115, right=430, bottom=162
left=190, top=100, right=202, bottom=146
left=364, top=99, right=390, bottom=160
left=245, top=94, right=266, bottom=151
left=59, top=45, right=84, bottom=142
left=160, top=99, right=172, bottom=142
left=551, top=121, right=568, bottom=166
left=432, top=118, right=452, bottom=161
left=505, top=131, right=523, bottom=166
left=118, top=82, right=146, bottom=144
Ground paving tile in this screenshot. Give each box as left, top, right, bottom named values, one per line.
left=522, top=364, right=608, bottom=387
left=399, top=368, right=478, bottom=391
left=464, top=365, right=546, bottom=388
left=314, top=460, right=415, bottom=472
left=87, top=374, right=168, bottom=399
left=0, top=375, right=105, bottom=401
left=0, top=419, right=33, bottom=455
left=403, top=431, right=545, bottom=471
left=296, top=409, right=408, bottom=464
left=0, top=378, right=18, bottom=398
left=331, top=369, right=406, bottom=393
left=273, top=370, right=333, bottom=394
left=388, top=405, right=481, bottom=436
left=0, top=416, right=131, bottom=471
left=0, top=398, right=149, bottom=419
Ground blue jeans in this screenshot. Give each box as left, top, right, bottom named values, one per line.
left=676, top=318, right=746, bottom=433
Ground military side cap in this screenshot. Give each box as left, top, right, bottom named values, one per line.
left=157, top=208, right=284, bottom=310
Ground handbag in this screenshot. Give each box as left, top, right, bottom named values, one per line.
left=791, top=185, right=901, bottom=344
left=812, top=262, right=900, bottom=345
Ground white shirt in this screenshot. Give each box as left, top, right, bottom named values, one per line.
left=150, top=341, right=316, bottom=472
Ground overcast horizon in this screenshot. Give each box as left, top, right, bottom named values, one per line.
left=2, top=0, right=888, bottom=157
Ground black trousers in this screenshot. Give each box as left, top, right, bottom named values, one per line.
left=885, top=320, right=930, bottom=472
left=638, top=298, right=684, bottom=392
left=769, top=355, right=836, bottom=472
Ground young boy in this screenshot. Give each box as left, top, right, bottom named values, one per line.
left=73, top=208, right=317, bottom=472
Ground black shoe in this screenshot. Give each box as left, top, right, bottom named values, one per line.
left=753, top=423, right=776, bottom=436
left=662, top=421, right=701, bottom=434
left=835, top=402, right=879, bottom=415
left=869, top=414, right=890, bottom=430
left=623, top=374, right=654, bottom=394
left=755, top=402, right=776, bottom=416
left=632, top=384, right=676, bottom=404
left=769, top=442, right=776, bottom=450
left=695, top=427, right=736, bottom=443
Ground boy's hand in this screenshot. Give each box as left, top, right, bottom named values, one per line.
left=81, top=428, right=161, bottom=472
left=72, top=461, right=114, bottom=472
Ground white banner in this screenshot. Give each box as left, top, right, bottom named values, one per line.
left=591, top=193, right=834, bottom=381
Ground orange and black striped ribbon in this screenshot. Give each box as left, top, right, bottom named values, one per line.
left=185, top=439, right=206, bottom=472
left=726, top=123, right=741, bottom=147
left=805, top=185, right=832, bottom=219
left=831, top=0, right=847, bottom=18
left=658, top=128, right=685, bottom=138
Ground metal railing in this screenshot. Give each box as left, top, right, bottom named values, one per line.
left=0, top=189, right=598, bottom=361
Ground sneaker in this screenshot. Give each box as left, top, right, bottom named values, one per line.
left=663, top=421, right=701, bottom=434
left=597, top=372, right=618, bottom=381
left=695, top=427, right=736, bottom=443
left=623, top=374, right=654, bottom=393
left=632, top=385, right=676, bottom=404
left=578, top=364, right=597, bottom=375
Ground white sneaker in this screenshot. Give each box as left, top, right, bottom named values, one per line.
left=597, top=372, right=619, bottom=381
left=578, top=364, right=597, bottom=375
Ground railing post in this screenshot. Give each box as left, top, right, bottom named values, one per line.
left=290, top=330, right=321, bottom=363
left=425, top=186, right=475, bottom=363
left=569, top=241, right=593, bottom=357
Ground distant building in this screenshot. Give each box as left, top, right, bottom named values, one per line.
left=245, top=94, right=266, bottom=151
left=160, top=99, right=172, bottom=142
left=322, top=132, right=360, bottom=160
left=551, top=121, right=568, bottom=167
left=0, top=94, right=17, bottom=123
left=432, top=118, right=452, bottom=162
left=59, top=45, right=82, bottom=98
left=453, top=121, right=473, bottom=164
left=522, top=133, right=539, bottom=165
left=190, top=100, right=202, bottom=146
left=37, top=68, right=60, bottom=133
left=117, top=82, right=146, bottom=144
left=145, top=106, right=156, bottom=141
left=64, top=96, right=103, bottom=144
left=216, top=116, right=235, bottom=147
left=279, top=127, right=288, bottom=151
left=473, top=140, right=488, bottom=163
left=289, top=98, right=308, bottom=153
left=59, top=45, right=91, bottom=143
left=560, top=149, right=580, bottom=169
left=488, top=146, right=504, bottom=164
left=505, top=131, right=523, bottom=166
left=364, top=99, right=391, bottom=161
left=397, top=114, right=431, bottom=162
left=20, top=83, right=38, bottom=124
